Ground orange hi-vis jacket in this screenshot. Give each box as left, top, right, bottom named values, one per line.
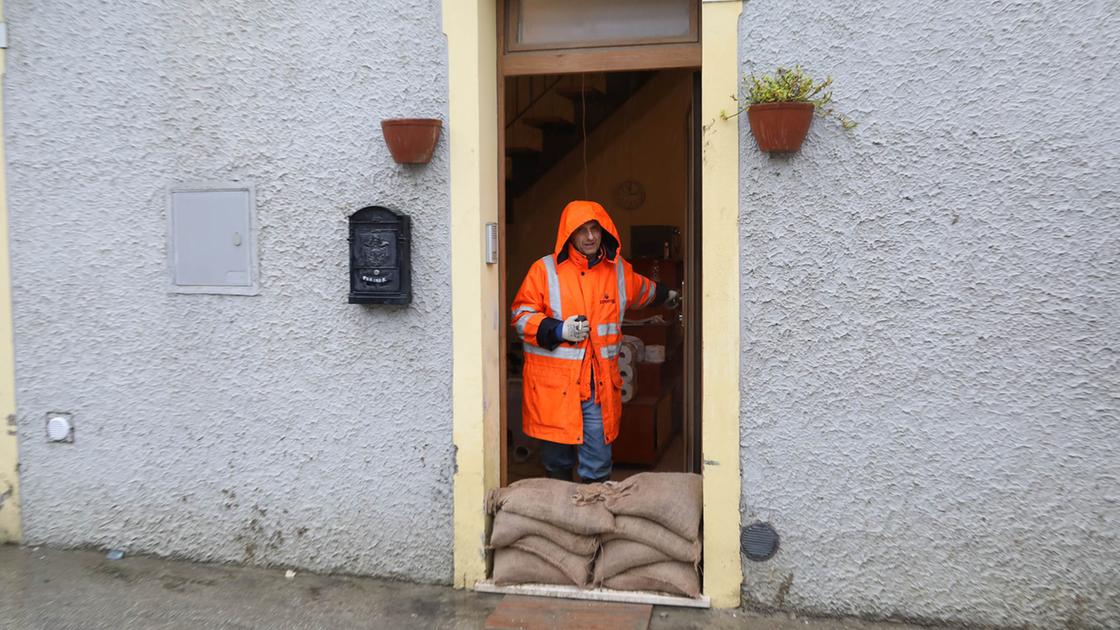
left=511, top=201, right=662, bottom=445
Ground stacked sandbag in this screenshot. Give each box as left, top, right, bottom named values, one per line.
left=486, top=478, right=612, bottom=588
left=486, top=473, right=704, bottom=599
left=595, top=472, right=702, bottom=598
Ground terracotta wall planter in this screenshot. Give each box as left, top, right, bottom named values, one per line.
left=381, top=118, right=442, bottom=164
left=747, top=103, right=815, bottom=153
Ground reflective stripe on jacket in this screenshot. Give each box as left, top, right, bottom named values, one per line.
left=510, top=200, right=660, bottom=445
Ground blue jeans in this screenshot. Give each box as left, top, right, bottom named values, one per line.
left=539, top=383, right=612, bottom=481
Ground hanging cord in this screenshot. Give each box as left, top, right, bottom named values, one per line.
left=581, top=72, right=589, bottom=199
left=625, top=75, right=634, bottom=186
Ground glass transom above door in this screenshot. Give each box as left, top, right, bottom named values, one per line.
left=508, top=0, right=697, bottom=51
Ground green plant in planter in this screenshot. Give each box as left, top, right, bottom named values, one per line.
left=723, top=65, right=856, bottom=130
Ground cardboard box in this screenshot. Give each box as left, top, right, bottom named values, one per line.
left=613, top=389, right=677, bottom=466
left=634, top=352, right=682, bottom=399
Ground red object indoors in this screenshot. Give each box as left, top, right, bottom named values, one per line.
left=746, top=102, right=815, bottom=153
left=381, top=118, right=442, bottom=164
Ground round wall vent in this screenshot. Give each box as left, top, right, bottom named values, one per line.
left=742, top=522, right=780, bottom=561
left=46, top=414, right=73, bottom=443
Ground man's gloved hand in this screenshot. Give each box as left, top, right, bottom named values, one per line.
left=561, top=315, right=590, bottom=342
left=665, top=290, right=682, bottom=310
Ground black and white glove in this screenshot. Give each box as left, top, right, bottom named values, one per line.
left=665, top=290, right=682, bottom=310
left=561, top=315, right=590, bottom=342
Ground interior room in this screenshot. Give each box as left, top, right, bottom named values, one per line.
left=503, top=69, right=699, bottom=483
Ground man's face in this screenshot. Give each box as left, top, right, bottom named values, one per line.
left=571, top=220, right=602, bottom=257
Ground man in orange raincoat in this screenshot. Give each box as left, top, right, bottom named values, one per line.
left=511, top=200, right=680, bottom=483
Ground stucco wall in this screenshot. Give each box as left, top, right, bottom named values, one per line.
left=738, top=1, right=1119, bottom=628
left=5, top=1, right=453, bottom=582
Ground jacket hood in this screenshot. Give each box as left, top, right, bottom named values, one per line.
left=553, top=200, right=621, bottom=262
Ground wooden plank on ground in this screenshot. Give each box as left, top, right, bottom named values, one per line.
left=475, top=580, right=710, bottom=609
left=485, top=595, right=651, bottom=630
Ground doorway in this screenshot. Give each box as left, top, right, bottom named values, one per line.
left=443, top=0, right=744, bottom=607
left=501, top=69, right=702, bottom=484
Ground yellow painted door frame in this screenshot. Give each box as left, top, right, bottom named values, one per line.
left=0, top=0, right=22, bottom=544
left=697, top=0, right=744, bottom=608
left=444, top=0, right=743, bottom=607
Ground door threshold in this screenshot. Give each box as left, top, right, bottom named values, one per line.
left=474, top=580, right=711, bottom=609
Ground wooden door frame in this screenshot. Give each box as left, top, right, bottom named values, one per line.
left=499, top=0, right=700, bottom=76
left=445, top=0, right=743, bottom=608
left=683, top=70, right=702, bottom=474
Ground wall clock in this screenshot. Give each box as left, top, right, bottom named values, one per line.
left=616, top=179, right=646, bottom=210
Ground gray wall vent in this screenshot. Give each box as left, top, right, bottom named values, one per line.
left=742, top=521, right=780, bottom=561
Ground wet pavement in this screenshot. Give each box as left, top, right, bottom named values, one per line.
left=0, top=545, right=965, bottom=629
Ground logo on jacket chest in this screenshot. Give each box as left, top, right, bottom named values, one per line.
left=599, top=293, right=616, bottom=305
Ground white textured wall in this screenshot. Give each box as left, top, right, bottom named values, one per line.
left=738, top=1, right=1119, bottom=628
left=6, top=1, right=453, bottom=582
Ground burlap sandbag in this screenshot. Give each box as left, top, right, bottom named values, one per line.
left=490, top=511, right=599, bottom=556
left=592, top=539, right=673, bottom=585
left=603, top=561, right=701, bottom=598
left=509, top=535, right=593, bottom=588
left=486, top=478, right=614, bottom=535
left=492, top=547, right=572, bottom=586
left=602, top=515, right=701, bottom=563
left=603, top=472, right=702, bottom=541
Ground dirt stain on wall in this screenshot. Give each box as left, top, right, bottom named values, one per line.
left=775, top=573, right=795, bottom=608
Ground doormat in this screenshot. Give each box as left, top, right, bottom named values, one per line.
left=485, top=595, right=652, bottom=630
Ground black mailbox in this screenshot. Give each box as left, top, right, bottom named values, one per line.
left=348, top=206, right=411, bottom=305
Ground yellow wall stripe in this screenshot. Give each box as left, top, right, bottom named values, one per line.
left=0, top=0, right=22, bottom=544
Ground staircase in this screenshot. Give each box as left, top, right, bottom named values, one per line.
left=505, top=72, right=653, bottom=203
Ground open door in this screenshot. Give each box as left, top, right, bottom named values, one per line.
left=501, top=69, right=701, bottom=483
left=497, top=0, right=704, bottom=488
left=682, top=70, right=702, bottom=473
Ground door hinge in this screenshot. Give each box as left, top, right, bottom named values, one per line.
left=0, top=24, right=8, bottom=49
